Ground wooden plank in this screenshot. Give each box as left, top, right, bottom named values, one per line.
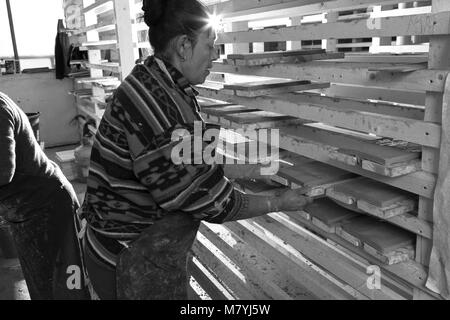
left=85, top=62, right=120, bottom=73
left=227, top=49, right=325, bottom=60
left=279, top=127, right=436, bottom=198
left=211, top=61, right=448, bottom=93
left=211, top=0, right=420, bottom=22
left=198, top=86, right=441, bottom=147
left=199, top=223, right=300, bottom=300
left=80, top=39, right=117, bottom=51
left=192, top=235, right=265, bottom=299
left=361, top=159, right=422, bottom=178
left=82, top=0, right=112, bottom=14
left=340, top=216, right=415, bottom=254
left=204, top=105, right=261, bottom=116
left=305, top=198, right=360, bottom=233
left=223, top=221, right=359, bottom=300
left=187, top=256, right=230, bottom=300
left=276, top=211, right=434, bottom=297
left=342, top=53, right=428, bottom=64
left=204, top=112, right=436, bottom=198
left=244, top=214, right=405, bottom=299
left=414, top=0, right=450, bottom=300
left=275, top=156, right=356, bottom=196
left=223, top=80, right=330, bottom=97
left=332, top=177, right=415, bottom=209
left=113, top=0, right=136, bottom=79
left=216, top=12, right=450, bottom=44
left=339, top=139, right=421, bottom=166
left=226, top=52, right=345, bottom=66
left=364, top=244, right=415, bottom=265
left=319, top=84, right=426, bottom=106
left=367, top=64, right=427, bottom=73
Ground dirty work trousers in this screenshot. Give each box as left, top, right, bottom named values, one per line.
left=84, top=213, right=200, bottom=300
left=8, top=181, right=90, bottom=300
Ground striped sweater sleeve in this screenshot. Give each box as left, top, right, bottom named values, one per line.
left=113, top=66, right=243, bottom=223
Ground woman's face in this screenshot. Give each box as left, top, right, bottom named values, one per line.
left=182, top=29, right=219, bottom=85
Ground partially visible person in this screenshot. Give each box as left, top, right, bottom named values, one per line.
left=80, top=0, right=313, bottom=300
left=0, top=91, right=89, bottom=300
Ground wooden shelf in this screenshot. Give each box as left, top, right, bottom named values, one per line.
left=85, top=62, right=121, bottom=73
left=82, top=0, right=113, bottom=15
left=197, top=86, right=440, bottom=148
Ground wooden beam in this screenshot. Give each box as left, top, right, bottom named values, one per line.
left=241, top=215, right=405, bottom=299
left=278, top=129, right=436, bottom=198
left=216, top=12, right=450, bottom=43
left=415, top=0, right=450, bottom=300
left=319, top=84, right=426, bottom=106
left=274, top=211, right=439, bottom=298
left=222, top=80, right=330, bottom=97
left=197, top=87, right=441, bottom=148
left=211, top=0, right=420, bottom=22
left=222, top=221, right=360, bottom=299
left=212, top=61, right=447, bottom=93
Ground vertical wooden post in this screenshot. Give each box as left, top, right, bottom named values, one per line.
left=224, top=21, right=249, bottom=56
left=414, top=0, right=450, bottom=300
left=84, top=0, right=102, bottom=78
left=396, top=3, right=413, bottom=46
left=113, top=0, right=136, bottom=79
left=252, top=27, right=265, bottom=53
left=324, top=12, right=338, bottom=52
left=287, top=17, right=302, bottom=51
left=224, top=21, right=249, bottom=84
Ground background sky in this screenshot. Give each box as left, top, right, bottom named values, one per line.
left=0, top=0, right=65, bottom=58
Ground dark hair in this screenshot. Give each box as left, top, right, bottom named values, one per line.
left=142, top=0, right=211, bottom=58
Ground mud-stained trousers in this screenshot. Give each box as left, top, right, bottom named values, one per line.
left=84, top=213, right=201, bottom=300
left=8, top=181, right=90, bottom=300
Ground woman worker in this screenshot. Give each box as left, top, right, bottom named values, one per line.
left=80, top=0, right=313, bottom=300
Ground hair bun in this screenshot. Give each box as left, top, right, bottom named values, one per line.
left=142, top=0, right=166, bottom=26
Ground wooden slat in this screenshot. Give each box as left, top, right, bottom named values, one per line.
left=367, top=65, right=427, bottom=73
left=210, top=0, right=420, bottom=22
left=198, top=86, right=441, bottom=148
left=212, top=61, right=448, bottom=93
left=216, top=13, right=450, bottom=43
left=278, top=128, right=436, bottom=198
left=274, top=211, right=439, bottom=298
left=227, top=49, right=325, bottom=60
left=187, top=256, right=230, bottom=300
left=226, top=52, right=345, bottom=66
left=274, top=155, right=356, bottom=196
left=82, top=0, right=112, bottom=14
left=85, top=62, right=120, bottom=73
left=192, top=235, right=263, bottom=299
left=222, top=221, right=360, bottom=299
left=203, top=112, right=436, bottom=198
left=318, top=84, right=426, bottom=106
left=241, top=215, right=405, bottom=299
left=222, top=79, right=330, bottom=97
left=80, top=40, right=117, bottom=51
left=342, top=53, right=429, bottom=64
left=198, top=223, right=301, bottom=299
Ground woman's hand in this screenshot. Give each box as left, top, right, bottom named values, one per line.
left=271, top=189, right=313, bottom=212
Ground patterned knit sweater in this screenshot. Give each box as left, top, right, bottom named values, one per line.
left=81, top=56, right=245, bottom=266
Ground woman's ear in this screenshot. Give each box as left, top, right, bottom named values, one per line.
left=175, top=35, right=192, bottom=61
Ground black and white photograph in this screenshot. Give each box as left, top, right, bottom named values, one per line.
left=0, top=0, right=449, bottom=307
